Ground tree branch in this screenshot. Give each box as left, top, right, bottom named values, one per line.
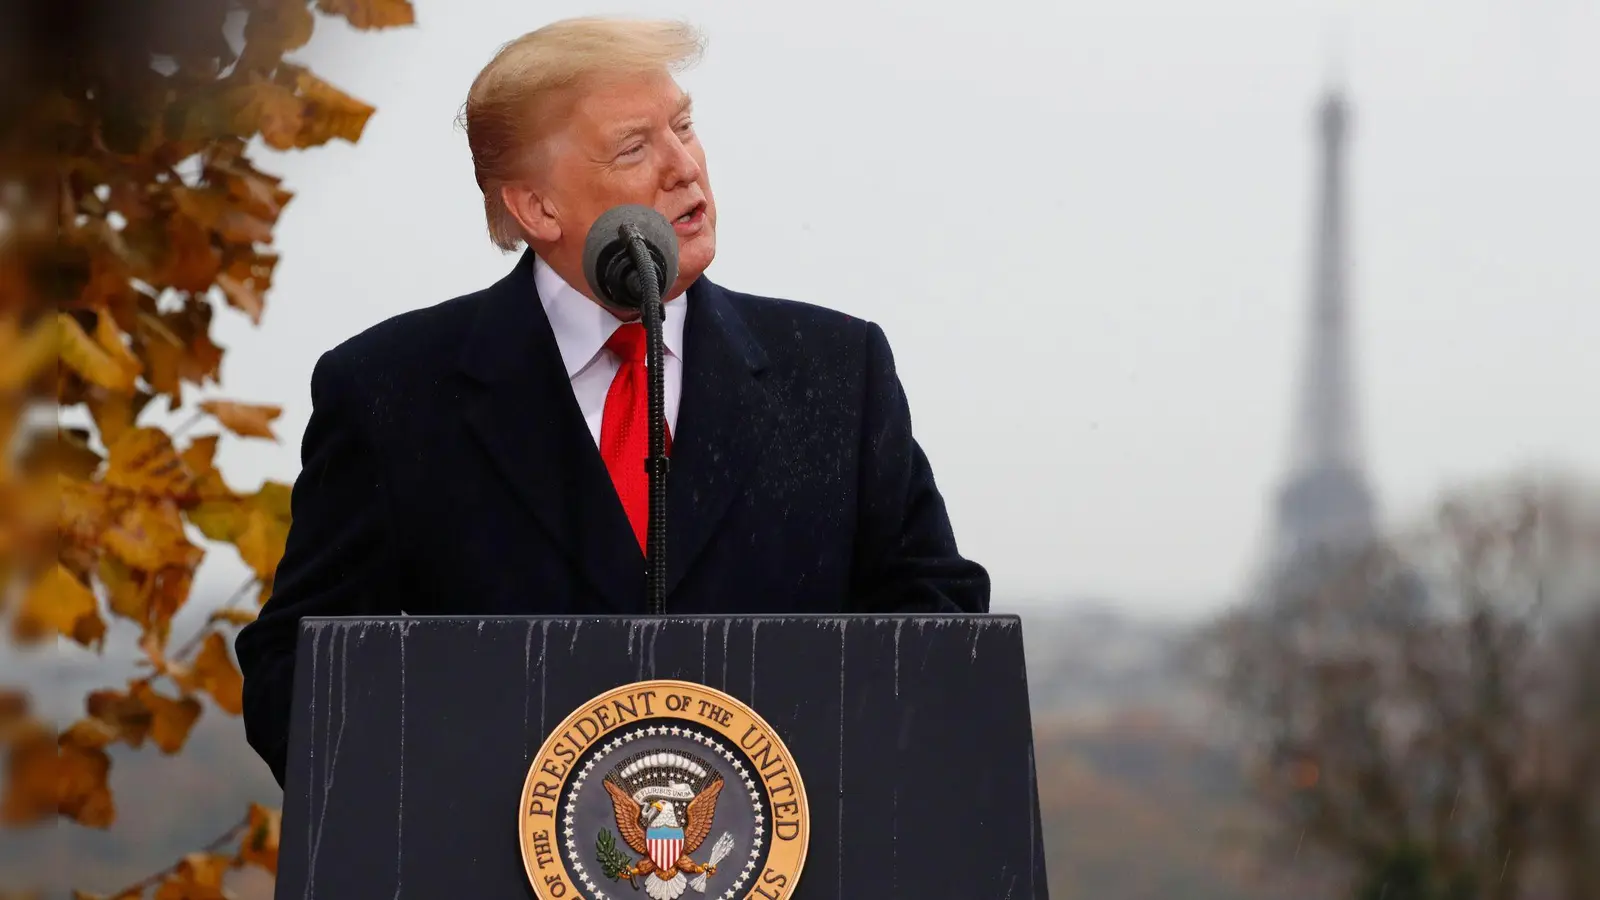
left=166, top=574, right=259, bottom=665
left=95, top=810, right=251, bottom=898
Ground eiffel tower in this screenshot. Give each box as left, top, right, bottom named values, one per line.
left=1262, top=87, right=1378, bottom=587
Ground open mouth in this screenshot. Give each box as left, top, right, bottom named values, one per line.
left=673, top=201, right=706, bottom=225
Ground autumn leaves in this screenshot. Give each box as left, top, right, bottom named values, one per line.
left=1, top=336, right=291, bottom=845
left=1, top=0, right=415, bottom=894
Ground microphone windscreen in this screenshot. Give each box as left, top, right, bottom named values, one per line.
left=581, top=204, right=680, bottom=308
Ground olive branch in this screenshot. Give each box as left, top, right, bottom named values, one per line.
left=596, top=827, right=634, bottom=880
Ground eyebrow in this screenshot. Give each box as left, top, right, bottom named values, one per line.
left=606, top=95, right=695, bottom=146
left=608, top=122, right=652, bottom=148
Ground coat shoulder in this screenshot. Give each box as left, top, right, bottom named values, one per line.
left=714, top=284, right=881, bottom=367
left=720, top=284, right=870, bottom=333
left=318, top=288, right=487, bottom=380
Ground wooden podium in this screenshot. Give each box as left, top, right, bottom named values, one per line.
left=274, top=614, right=1048, bottom=898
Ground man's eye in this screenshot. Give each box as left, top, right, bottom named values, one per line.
left=619, top=143, right=645, bottom=158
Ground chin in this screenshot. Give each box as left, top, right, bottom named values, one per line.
left=674, top=235, right=715, bottom=292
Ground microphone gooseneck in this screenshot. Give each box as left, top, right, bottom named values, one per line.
left=627, top=228, right=669, bottom=616
left=581, top=205, right=678, bottom=615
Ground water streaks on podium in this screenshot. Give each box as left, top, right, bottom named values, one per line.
left=278, top=615, right=1045, bottom=898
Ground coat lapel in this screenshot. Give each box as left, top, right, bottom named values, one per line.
left=457, top=250, right=645, bottom=613
left=664, top=277, right=774, bottom=597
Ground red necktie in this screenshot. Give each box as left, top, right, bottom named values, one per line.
left=599, top=323, right=670, bottom=552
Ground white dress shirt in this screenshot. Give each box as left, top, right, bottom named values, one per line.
left=534, top=255, right=685, bottom=445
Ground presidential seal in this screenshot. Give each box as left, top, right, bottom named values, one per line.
left=519, top=680, right=809, bottom=900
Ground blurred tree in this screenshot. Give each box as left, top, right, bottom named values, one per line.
left=1351, top=843, right=1475, bottom=900
left=1198, top=474, right=1600, bottom=900
left=0, top=0, right=413, bottom=895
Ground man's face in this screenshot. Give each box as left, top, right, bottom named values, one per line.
left=526, top=68, right=716, bottom=304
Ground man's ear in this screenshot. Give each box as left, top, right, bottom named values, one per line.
left=500, top=182, right=561, bottom=244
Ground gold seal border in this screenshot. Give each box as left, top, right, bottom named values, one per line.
left=517, top=678, right=810, bottom=900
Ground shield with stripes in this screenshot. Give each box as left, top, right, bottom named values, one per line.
left=646, top=824, right=684, bottom=873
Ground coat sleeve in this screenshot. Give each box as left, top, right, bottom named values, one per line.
left=847, top=321, right=990, bottom=614
left=234, top=348, right=398, bottom=787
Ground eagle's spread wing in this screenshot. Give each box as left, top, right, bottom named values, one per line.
left=682, top=776, right=725, bottom=853
left=602, top=779, right=648, bottom=854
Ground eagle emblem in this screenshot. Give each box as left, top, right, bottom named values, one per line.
left=518, top=680, right=809, bottom=900
left=597, top=750, right=733, bottom=899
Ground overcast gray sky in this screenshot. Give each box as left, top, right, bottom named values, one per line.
left=193, top=0, right=1598, bottom=617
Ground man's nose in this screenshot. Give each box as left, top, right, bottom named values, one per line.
left=660, top=133, right=701, bottom=188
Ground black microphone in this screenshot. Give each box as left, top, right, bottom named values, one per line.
left=582, top=204, right=680, bottom=311
left=581, top=205, right=677, bottom=616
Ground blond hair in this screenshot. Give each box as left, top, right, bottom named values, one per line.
left=459, top=17, right=706, bottom=251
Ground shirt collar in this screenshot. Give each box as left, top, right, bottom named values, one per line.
left=534, top=254, right=686, bottom=380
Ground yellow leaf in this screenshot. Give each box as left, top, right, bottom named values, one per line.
left=131, top=299, right=224, bottom=399
left=0, top=722, right=58, bottom=826
left=179, top=435, right=229, bottom=495
left=175, top=633, right=244, bottom=715
left=220, top=167, right=293, bottom=223
left=314, top=0, right=416, bottom=29
left=246, top=0, right=316, bottom=54
left=132, top=682, right=203, bottom=753
left=171, top=186, right=274, bottom=245
left=215, top=272, right=263, bottom=324
left=98, top=555, right=149, bottom=623
left=154, top=852, right=232, bottom=900
left=209, top=607, right=258, bottom=627
left=236, top=505, right=289, bottom=581
left=132, top=309, right=191, bottom=403
left=17, top=427, right=101, bottom=480
left=78, top=243, right=138, bottom=313
left=0, top=315, right=59, bottom=391
left=0, top=691, right=30, bottom=742
left=138, top=328, right=184, bottom=400
left=15, top=564, right=105, bottom=648
left=54, top=548, right=99, bottom=596
left=56, top=313, right=137, bottom=392
left=233, top=80, right=305, bottom=151
left=188, top=497, right=250, bottom=543
left=87, top=388, right=155, bottom=448
left=146, top=565, right=196, bottom=646
left=215, top=251, right=278, bottom=325
left=85, top=689, right=153, bottom=748
left=93, top=309, right=143, bottom=382
left=105, top=427, right=197, bottom=499
left=57, top=474, right=112, bottom=553
left=254, top=481, right=293, bottom=521
left=239, top=802, right=282, bottom=874
left=58, top=740, right=115, bottom=828
left=200, top=399, right=281, bottom=440
left=158, top=212, right=223, bottom=292
left=104, top=499, right=203, bottom=572
left=284, top=65, right=375, bottom=147
left=60, top=716, right=121, bottom=751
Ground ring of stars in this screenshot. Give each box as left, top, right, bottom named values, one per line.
left=562, top=723, right=769, bottom=900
